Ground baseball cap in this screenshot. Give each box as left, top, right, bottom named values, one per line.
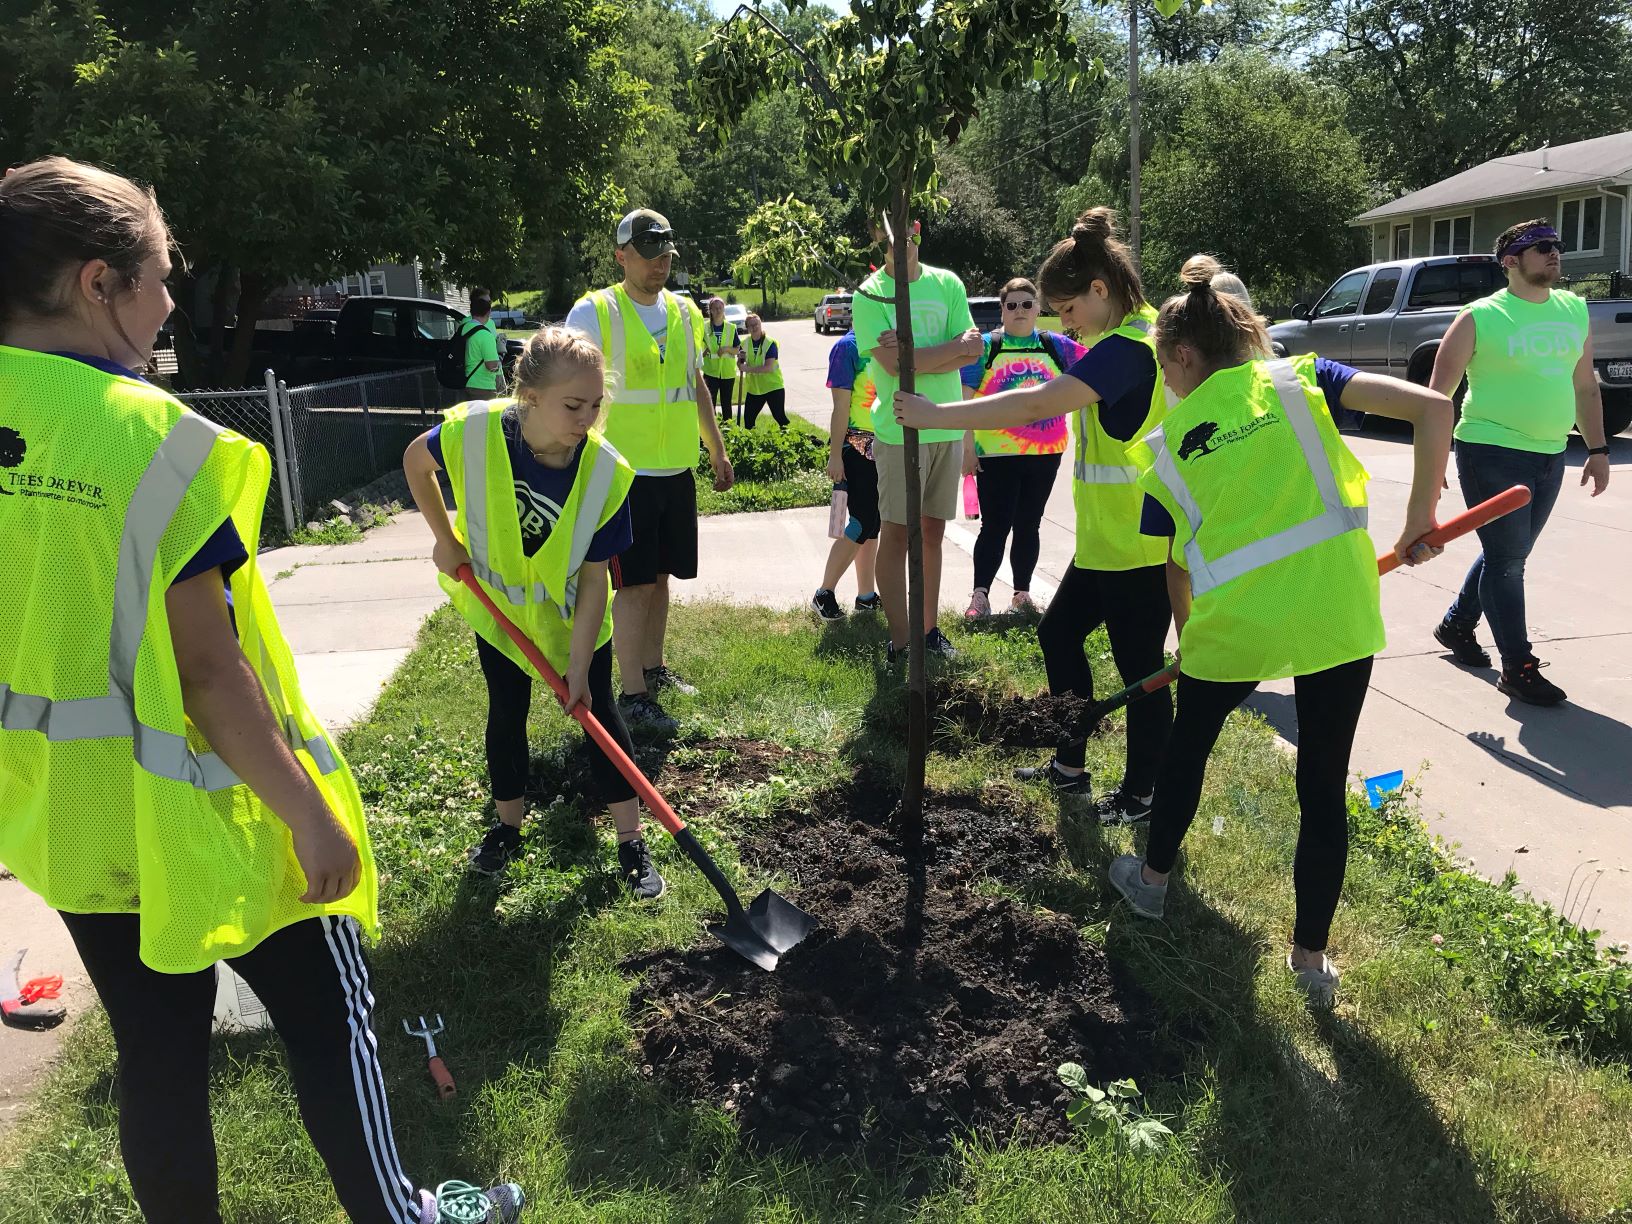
left=616, top=208, right=678, bottom=254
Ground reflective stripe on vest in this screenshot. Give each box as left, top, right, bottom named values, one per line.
left=1073, top=315, right=1151, bottom=486
left=1147, top=359, right=1369, bottom=598
left=2, top=414, right=249, bottom=791
left=599, top=289, right=697, bottom=405
left=458, top=403, right=621, bottom=618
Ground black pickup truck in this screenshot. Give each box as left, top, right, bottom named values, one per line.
left=201, top=296, right=522, bottom=385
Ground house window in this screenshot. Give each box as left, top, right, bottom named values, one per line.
left=1393, top=225, right=1412, bottom=260
left=367, top=269, right=388, bottom=296
left=1431, top=215, right=1472, bottom=256
left=1559, top=195, right=1604, bottom=256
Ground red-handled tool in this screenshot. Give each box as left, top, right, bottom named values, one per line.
left=1076, top=485, right=1533, bottom=729
left=456, top=565, right=815, bottom=972
left=403, top=1014, right=455, bottom=1099
left=2, top=949, right=67, bottom=1030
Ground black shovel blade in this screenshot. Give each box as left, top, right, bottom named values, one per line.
left=709, top=889, right=817, bottom=972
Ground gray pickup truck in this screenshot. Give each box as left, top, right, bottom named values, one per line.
left=1268, top=255, right=1632, bottom=436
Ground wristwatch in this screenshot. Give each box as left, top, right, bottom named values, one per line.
left=1587, top=445, right=1611, bottom=456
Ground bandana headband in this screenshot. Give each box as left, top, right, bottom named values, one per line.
left=1499, top=225, right=1560, bottom=259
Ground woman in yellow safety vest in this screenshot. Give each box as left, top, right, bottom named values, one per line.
left=403, top=327, right=666, bottom=898
left=0, top=158, right=521, bottom=1223
left=1107, top=264, right=1453, bottom=1008
left=896, top=208, right=1174, bottom=826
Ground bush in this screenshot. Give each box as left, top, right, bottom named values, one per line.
left=701, top=420, right=827, bottom=482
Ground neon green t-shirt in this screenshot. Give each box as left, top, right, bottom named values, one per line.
left=463, top=320, right=500, bottom=392
left=1456, top=288, right=1587, bottom=455
left=851, top=263, right=975, bottom=445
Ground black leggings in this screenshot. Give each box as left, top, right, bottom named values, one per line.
left=1037, top=563, right=1172, bottom=787
left=742, top=387, right=789, bottom=430
left=705, top=374, right=735, bottom=420
left=972, top=453, right=1062, bottom=591
left=476, top=635, right=636, bottom=804
left=1143, top=655, right=1374, bottom=952
left=58, top=912, right=418, bottom=1224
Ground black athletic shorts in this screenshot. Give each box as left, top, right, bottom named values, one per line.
left=841, top=441, right=880, bottom=544
left=611, top=470, right=699, bottom=588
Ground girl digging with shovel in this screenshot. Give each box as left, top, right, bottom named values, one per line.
left=1106, top=265, right=1453, bottom=1008
left=895, top=208, right=1175, bottom=827
left=403, top=327, right=665, bottom=899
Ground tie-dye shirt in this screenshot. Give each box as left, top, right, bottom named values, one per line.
left=959, top=329, right=1085, bottom=457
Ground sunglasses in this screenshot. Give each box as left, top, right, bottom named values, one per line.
left=630, top=233, right=677, bottom=257
left=1003, top=299, right=1036, bottom=311
left=1523, top=240, right=1563, bottom=256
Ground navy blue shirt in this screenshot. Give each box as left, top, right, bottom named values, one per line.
left=1061, top=334, right=1158, bottom=443
left=50, top=352, right=249, bottom=586
left=427, top=415, right=632, bottom=560
left=1140, top=358, right=1361, bottom=537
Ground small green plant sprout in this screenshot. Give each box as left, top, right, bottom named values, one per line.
left=1057, top=1064, right=1173, bottom=1152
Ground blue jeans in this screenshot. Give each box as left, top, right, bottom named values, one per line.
left=1443, top=440, right=1565, bottom=667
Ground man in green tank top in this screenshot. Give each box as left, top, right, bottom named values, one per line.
left=1429, top=218, right=1612, bottom=705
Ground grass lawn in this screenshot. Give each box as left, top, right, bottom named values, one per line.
left=3, top=607, right=1629, bottom=1221
left=695, top=417, right=830, bottom=516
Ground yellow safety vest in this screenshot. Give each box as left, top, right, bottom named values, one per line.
left=742, top=333, right=784, bottom=396
left=1071, top=306, right=1170, bottom=571
left=1139, top=353, right=1384, bottom=683
left=0, top=346, right=376, bottom=972
left=582, top=285, right=703, bottom=470
left=436, top=401, right=635, bottom=675
left=702, top=320, right=739, bottom=380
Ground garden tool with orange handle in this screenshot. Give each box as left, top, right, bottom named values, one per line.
left=403, top=1014, right=456, bottom=1099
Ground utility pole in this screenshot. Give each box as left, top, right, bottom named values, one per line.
left=1127, top=0, right=1141, bottom=268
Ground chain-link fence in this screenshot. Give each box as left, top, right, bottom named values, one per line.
left=179, top=366, right=464, bottom=539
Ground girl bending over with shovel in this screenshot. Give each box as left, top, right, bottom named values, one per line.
left=1107, top=264, right=1453, bottom=1008
left=896, top=208, right=1175, bottom=827
left=0, top=157, right=522, bottom=1224
left=404, top=327, right=664, bottom=898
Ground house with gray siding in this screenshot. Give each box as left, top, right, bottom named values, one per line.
left=1351, top=131, right=1632, bottom=281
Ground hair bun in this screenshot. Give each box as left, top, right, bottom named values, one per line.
left=1071, top=207, right=1115, bottom=244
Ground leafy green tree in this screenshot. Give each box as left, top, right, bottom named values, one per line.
left=732, top=195, right=857, bottom=312
left=0, top=0, right=641, bottom=385
left=922, top=153, right=1028, bottom=294
left=1297, top=0, right=1632, bottom=192
left=1138, top=52, right=1371, bottom=301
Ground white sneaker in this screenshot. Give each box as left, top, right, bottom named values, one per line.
left=965, top=588, right=991, bottom=619
left=1287, top=953, right=1340, bottom=1009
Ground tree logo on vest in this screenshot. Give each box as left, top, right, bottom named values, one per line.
left=1177, top=415, right=1280, bottom=462
left=0, top=426, right=24, bottom=495
left=0, top=424, right=106, bottom=508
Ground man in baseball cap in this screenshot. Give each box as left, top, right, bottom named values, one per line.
left=564, top=212, right=733, bottom=738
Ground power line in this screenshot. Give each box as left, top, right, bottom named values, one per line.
left=981, top=108, right=1104, bottom=175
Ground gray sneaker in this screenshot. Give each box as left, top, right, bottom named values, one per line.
left=644, top=665, right=698, bottom=697
left=619, top=691, right=678, bottom=736
left=1108, top=854, right=1166, bottom=919
left=1287, top=953, right=1340, bottom=1009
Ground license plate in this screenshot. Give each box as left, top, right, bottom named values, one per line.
left=1609, top=361, right=1632, bottom=381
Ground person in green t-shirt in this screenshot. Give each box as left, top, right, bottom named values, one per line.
left=851, top=219, right=985, bottom=663
left=1429, top=218, right=1612, bottom=706
left=459, top=290, right=506, bottom=398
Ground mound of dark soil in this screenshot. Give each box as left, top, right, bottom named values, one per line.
left=931, top=679, right=1089, bottom=749
left=628, top=782, right=1163, bottom=1162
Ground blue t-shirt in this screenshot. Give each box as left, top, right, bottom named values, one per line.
left=427, top=415, right=632, bottom=560
left=50, top=352, right=249, bottom=586
left=826, top=332, right=864, bottom=391
left=1060, top=334, right=1158, bottom=443
left=1140, top=358, right=1360, bottom=537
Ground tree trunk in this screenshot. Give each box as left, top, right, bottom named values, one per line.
left=169, top=271, right=205, bottom=390
left=205, top=264, right=236, bottom=386
left=225, top=271, right=273, bottom=389
left=1128, top=0, right=1142, bottom=269
left=890, top=184, right=926, bottom=846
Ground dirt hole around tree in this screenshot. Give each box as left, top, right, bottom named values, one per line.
left=626, top=762, right=1168, bottom=1164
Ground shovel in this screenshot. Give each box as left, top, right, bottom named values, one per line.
left=456, top=565, right=815, bottom=972
left=1076, top=484, right=1534, bottom=729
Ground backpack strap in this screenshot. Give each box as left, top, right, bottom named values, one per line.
left=1038, top=331, right=1068, bottom=374
left=458, top=319, right=486, bottom=382
left=981, top=329, right=1006, bottom=372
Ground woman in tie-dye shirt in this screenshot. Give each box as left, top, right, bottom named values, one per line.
left=958, top=277, right=1085, bottom=617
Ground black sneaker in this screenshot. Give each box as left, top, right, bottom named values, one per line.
left=619, top=692, right=679, bottom=735
left=854, top=592, right=882, bottom=613
left=1014, top=759, right=1092, bottom=795
left=925, top=627, right=958, bottom=658
left=617, top=838, right=667, bottom=900
left=1095, top=788, right=1153, bottom=826
left=1434, top=619, right=1491, bottom=668
left=886, top=642, right=904, bottom=667
left=644, top=665, right=697, bottom=697
left=1497, top=657, right=1567, bottom=706
left=468, top=822, right=524, bottom=876
left=811, top=588, right=845, bottom=621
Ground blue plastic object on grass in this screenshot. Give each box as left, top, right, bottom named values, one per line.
left=1365, top=770, right=1405, bottom=809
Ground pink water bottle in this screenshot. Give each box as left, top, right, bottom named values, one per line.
left=828, top=481, right=849, bottom=539
left=962, top=473, right=980, bottom=520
